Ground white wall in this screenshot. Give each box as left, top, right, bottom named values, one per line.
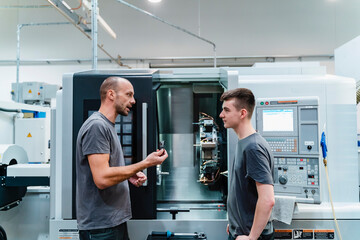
left=0, top=0, right=359, bottom=101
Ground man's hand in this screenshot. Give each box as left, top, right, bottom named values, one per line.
left=144, top=149, right=168, bottom=167
left=129, top=171, right=147, bottom=187
left=226, top=224, right=229, bottom=235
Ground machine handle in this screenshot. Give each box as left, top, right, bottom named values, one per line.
left=142, top=102, right=148, bottom=186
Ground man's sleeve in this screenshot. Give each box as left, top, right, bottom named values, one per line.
left=245, top=147, right=273, bottom=185
left=82, top=121, right=110, bottom=156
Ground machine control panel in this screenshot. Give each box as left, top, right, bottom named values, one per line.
left=274, top=157, right=320, bottom=202
left=256, top=97, right=320, bottom=203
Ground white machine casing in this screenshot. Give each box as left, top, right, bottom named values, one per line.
left=15, top=118, right=50, bottom=163
left=11, top=81, right=60, bottom=105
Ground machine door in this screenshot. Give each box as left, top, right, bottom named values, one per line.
left=72, top=70, right=157, bottom=219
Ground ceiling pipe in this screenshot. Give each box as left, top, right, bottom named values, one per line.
left=0, top=5, right=52, bottom=8
left=114, top=0, right=217, bottom=68
left=1, top=54, right=333, bottom=67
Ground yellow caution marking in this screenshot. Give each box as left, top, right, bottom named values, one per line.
left=28, top=89, right=32, bottom=93
left=27, top=133, right=32, bottom=138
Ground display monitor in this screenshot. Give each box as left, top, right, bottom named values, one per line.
left=263, top=109, right=294, bottom=132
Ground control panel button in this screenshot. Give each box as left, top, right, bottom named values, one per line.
left=279, top=175, right=288, bottom=185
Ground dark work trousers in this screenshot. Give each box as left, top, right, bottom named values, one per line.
left=228, top=231, right=274, bottom=240
left=79, top=222, right=129, bottom=240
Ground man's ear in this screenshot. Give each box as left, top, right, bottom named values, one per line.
left=239, top=108, right=248, bottom=119
left=108, top=89, right=115, bottom=100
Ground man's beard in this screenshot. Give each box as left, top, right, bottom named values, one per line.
left=116, top=104, right=128, bottom=116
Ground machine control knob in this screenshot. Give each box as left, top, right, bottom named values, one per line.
left=283, top=166, right=288, bottom=171
left=279, top=175, right=288, bottom=185
left=307, top=145, right=312, bottom=150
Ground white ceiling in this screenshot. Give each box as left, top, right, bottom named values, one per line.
left=0, top=0, right=360, bottom=60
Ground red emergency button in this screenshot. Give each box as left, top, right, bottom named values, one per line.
left=265, top=102, right=269, bottom=105
left=311, top=182, right=315, bottom=185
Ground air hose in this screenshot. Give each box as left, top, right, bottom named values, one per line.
left=320, top=131, right=342, bottom=240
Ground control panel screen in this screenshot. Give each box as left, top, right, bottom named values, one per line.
left=263, top=109, right=294, bottom=132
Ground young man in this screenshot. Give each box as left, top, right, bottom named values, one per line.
left=220, top=88, right=275, bottom=240
left=76, top=76, right=168, bottom=240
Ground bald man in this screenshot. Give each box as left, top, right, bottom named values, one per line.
left=76, top=76, right=168, bottom=240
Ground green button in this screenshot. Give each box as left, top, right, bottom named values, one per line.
left=260, top=102, right=264, bottom=105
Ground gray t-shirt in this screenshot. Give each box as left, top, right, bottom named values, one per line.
left=228, top=132, right=274, bottom=237
left=76, top=111, right=132, bottom=230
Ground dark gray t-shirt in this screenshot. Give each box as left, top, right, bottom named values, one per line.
left=76, top=112, right=131, bottom=230
left=228, top=132, right=274, bottom=237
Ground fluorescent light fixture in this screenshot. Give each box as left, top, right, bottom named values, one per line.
left=82, top=0, right=117, bottom=39
left=148, top=0, right=162, bottom=3
left=97, top=16, right=117, bottom=39
left=61, top=0, right=72, bottom=10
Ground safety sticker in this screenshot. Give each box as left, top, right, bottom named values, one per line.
left=58, top=229, right=79, bottom=240
left=293, top=229, right=313, bottom=239
left=27, top=133, right=32, bottom=138
left=314, top=229, right=334, bottom=239
left=274, top=229, right=292, bottom=239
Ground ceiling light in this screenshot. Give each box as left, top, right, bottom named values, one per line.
left=148, top=0, right=162, bottom=3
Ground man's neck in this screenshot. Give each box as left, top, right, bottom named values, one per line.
left=234, top=121, right=256, bottom=140
left=98, top=106, right=117, bottom=123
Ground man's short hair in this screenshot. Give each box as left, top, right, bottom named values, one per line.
left=99, top=76, right=128, bottom=102
left=220, top=88, right=255, bottom=118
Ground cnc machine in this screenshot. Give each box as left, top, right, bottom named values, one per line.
left=50, top=65, right=360, bottom=240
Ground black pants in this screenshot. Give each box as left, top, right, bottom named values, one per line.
left=79, top=222, right=129, bottom=240
left=228, top=231, right=274, bottom=240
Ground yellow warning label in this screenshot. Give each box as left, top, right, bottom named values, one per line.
left=28, top=89, right=32, bottom=93
left=27, top=133, right=32, bottom=138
